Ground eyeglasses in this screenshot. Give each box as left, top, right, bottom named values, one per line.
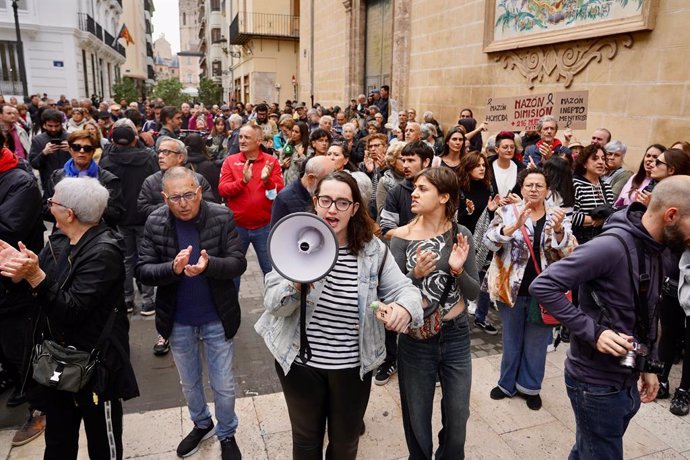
left=316, top=195, right=354, bottom=211
left=47, top=198, right=76, bottom=217
left=655, top=158, right=668, bottom=167
left=163, top=187, right=200, bottom=204
left=158, top=149, right=182, bottom=156
left=523, top=183, right=546, bottom=190
left=69, top=143, right=95, bottom=153
left=369, top=143, right=384, bottom=149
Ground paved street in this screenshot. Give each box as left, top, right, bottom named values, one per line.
left=11, top=253, right=690, bottom=460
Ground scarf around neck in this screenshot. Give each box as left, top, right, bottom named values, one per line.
left=64, top=158, right=99, bottom=178
left=0, top=147, right=19, bottom=173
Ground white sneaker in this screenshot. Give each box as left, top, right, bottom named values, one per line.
left=467, top=300, right=477, bottom=316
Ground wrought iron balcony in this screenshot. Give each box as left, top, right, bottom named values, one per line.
left=77, top=13, right=125, bottom=58
left=229, top=12, right=299, bottom=45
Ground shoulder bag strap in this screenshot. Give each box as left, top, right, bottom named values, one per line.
left=511, top=205, right=541, bottom=275
left=377, top=237, right=388, bottom=280
left=91, top=308, right=118, bottom=356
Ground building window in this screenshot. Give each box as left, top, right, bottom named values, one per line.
left=210, top=0, right=220, bottom=11
left=82, top=50, right=89, bottom=97
left=0, top=40, right=26, bottom=95
left=212, top=60, right=222, bottom=77
left=211, top=28, right=221, bottom=43
left=182, top=13, right=186, bottom=26
left=0, top=0, right=28, bottom=10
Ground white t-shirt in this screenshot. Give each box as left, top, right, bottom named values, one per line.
left=493, top=161, right=517, bottom=197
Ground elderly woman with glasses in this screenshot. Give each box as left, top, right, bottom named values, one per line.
left=0, top=177, right=139, bottom=460
left=43, top=130, right=124, bottom=228
left=484, top=168, right=577, bottom=410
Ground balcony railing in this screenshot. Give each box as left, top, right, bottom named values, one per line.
left=229, top=12, right=299, bottom=45
left=78, top=13, right=126, bottom=58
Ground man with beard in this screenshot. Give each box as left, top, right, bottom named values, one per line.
left=28, top=109, right=71, bottom=193
left=254, top=103, right=277, bottom=139
left=530, top=175, right=690, bottom=460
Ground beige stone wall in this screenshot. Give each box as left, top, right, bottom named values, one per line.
left=405, top=0, right=690, bottom=166
left=301, top=0, right=690, bottom=167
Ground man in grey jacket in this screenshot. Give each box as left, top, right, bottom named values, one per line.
left=531, top=175, right=690, bottom=459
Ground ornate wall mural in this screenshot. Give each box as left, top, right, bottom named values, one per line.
left=484, top=0, right=658, bottom=52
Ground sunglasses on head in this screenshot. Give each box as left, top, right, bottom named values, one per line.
left=69, top=143, right=95, bottom=153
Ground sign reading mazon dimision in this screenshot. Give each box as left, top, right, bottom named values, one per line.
left=485, top=91, right=588, bottom=131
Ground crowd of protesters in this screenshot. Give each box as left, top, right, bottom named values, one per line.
left=0, top=87, right=689, bottom=460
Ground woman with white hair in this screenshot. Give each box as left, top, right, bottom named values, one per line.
left=0, top=177, right=139, bottom=460
left=602, top=140, right=633, bottom=199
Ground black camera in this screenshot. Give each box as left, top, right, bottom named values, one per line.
left=619, top=340, right=664, bottom=374
left=642, top=180, right=657, bottom=193
left=589, top=204, right=615, bottom=220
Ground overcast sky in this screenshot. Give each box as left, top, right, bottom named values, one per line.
left=151, top=0, right=181, bottom=53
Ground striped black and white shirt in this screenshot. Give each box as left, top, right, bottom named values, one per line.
left=305, top=247, right=361, bottom=369
left=572, top=175, right=615, bottom=228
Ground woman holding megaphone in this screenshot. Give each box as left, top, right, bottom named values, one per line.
left=388, top=166, right=480, bottom=459
left=257, top=171, right=423, bottom=459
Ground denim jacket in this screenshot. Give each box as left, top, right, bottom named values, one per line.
left=483, top=203, right=577, bottom=307
left=255, top=238, right=423, bottom=379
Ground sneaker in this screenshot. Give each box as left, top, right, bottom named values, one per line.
left=490, top=386, right=508, bottom=400
left=374, top=361, right=397, bottom=386
left=546, top=343, right=556, bottom=353
left=6, top=388, right=26, bottom=407
left=474, top=318, right=498, bottom=335
left=526, top=394, right=542, bottom=410
left=153, top=335, right=170, bottom=356
left=177, top=422, right=215, bottom=458
left=670, top=388, right=689, bottom=416
left=467, top=300, right=477, bottom=316
left=125, top=300, right=135, bottom=314
left=12, top=410, right=46, bottom=446
left=220, top=436, right=242, bottom=460
left=140, top=303, right=156, bottom=316
left=657, top=380, right=670, bottom=400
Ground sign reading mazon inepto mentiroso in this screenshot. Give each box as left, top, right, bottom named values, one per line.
left=485, top=91, right=588, bottom=131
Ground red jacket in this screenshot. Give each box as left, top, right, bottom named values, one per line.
left=218, top=151, right=284, bottom=229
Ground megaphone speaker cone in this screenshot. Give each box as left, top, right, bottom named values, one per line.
left=268, top=212, right=339, bottom=284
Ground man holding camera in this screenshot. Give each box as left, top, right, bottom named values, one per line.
left=530, top=175, right=690, bottom=459
left=28, top=109, right=70, bottom=193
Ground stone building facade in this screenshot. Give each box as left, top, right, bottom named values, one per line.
left=299, top=0, right=690, bottom=165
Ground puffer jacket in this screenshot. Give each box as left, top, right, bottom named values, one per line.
left=33, top=225, right=139, bottom=400
left=137, top=170, right=217, bottom=218
left=257, top=238, right=423, bottom=379
left=135, top=201, right=247, bottom=340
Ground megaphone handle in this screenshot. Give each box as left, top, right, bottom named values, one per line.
left=298, top=283, right=312, bottom=362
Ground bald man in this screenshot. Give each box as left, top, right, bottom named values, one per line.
left=531, top=175, right=690, bottom=459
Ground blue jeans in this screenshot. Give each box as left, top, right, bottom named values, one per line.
left=119, top=225, right=155, bottom=304
left=235, top=224, right=272, bottom=290
left=496, top=296, right=552, bottom=396
left=398, top=312, right=472, bottom=460
left=169, top=320, right=238, bottom=440
left=565, top=372, right=641, bottom=460
left=475, top=271, right=491, bottom=323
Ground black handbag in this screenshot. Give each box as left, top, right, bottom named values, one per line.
left=32, top=308, right=117, bottom=393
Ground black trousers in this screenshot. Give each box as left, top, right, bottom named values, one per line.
left=276, top=361, right=372, bottom=460
left=658, top=294, right=690, bottom=389
left=44, top=389, right=123, bottom=460
left=0, top=311, right=34, bottom=393
left=383, top=329, right=398, bottom=365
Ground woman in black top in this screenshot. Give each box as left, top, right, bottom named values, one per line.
left=184, top=134, right=221, bottom=203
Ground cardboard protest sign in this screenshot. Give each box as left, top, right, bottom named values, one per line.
left=485, top=91, right=588, bottom=131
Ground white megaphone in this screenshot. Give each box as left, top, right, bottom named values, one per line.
left=267, top=212, right=339, bottom=362
left=267, top=212, right=339, bottom=284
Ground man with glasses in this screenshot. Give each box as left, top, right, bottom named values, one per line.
left=136, top=166, right=246, bottom=460
left=360, top=133, right=388, bottom=220
left=138, top=138, right=215, bottom=322
left=28, top=109, right=71, bottom=193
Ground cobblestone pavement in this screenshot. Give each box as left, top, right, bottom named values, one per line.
left=0, top=250, right=504, bottom=428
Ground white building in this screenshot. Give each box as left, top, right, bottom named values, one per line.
left=0, top=0, right=125, bottom=99
left=178, top=0, right=200, bottom=90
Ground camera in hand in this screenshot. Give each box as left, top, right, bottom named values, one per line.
left=49, top=139, right=63, bottom=145
left=589, top=204, right=615, bottom=220
left=619, top=339, right=664, bottom=374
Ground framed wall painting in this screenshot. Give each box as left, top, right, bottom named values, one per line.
left=483, top=0, right=658, bottom=52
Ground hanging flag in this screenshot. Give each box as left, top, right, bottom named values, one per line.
left=114, top=24, right=135, bottom=46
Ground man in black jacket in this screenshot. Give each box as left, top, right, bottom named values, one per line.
left=28, top=109, right=70, bottom=193
left=0, top=142, right=46, bottom=445
left=270, top=155, right=334, bottom=226
left=136, top=167, right=246, bottom=460
left=99, top=123, right=159, bottom=315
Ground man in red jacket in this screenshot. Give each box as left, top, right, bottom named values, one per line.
left=219, top=124, right=284, bottom=288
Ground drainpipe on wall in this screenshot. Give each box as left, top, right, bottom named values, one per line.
left=310, top=0, right=314, bottom=107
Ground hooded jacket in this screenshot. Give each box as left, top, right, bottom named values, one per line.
left=530, top=203, right=664, bottom=387
left=99, top=145, right=159, bottom=226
